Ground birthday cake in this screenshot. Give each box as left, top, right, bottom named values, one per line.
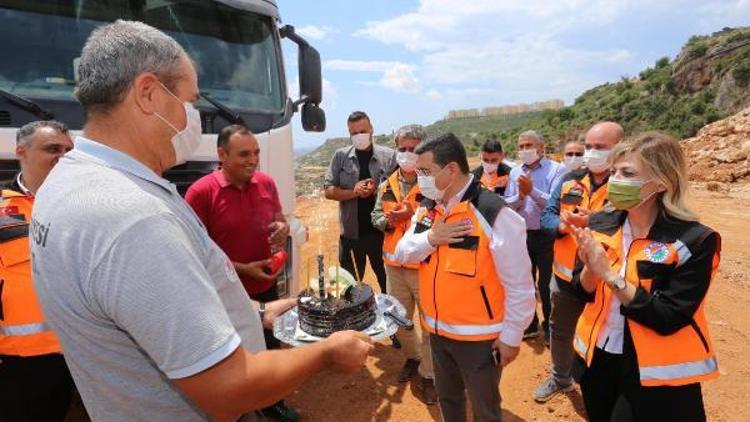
left=297, top=284, right=377, bottom=337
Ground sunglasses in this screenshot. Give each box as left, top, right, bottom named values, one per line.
left=565, top=152, right=584, bottom=157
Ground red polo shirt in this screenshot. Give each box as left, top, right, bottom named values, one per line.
left=185, top=169, right=282, bottom=295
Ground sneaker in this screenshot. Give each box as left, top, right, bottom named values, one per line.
left=523, top=324, right=539, bottom=340
left=398, top=358, right=420, bottom=382
left=533, top=376, right=574, bottom=403
left=418, top=377, right=438, bottom=405
left=261, top=401, right=300, bottom=422
left=391, top=334, right=402, bottom=349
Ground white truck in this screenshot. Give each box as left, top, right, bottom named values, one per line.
left=0, top=0, right=325, bottom=297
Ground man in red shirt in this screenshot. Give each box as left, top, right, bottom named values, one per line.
left=185, top=124, right=296, bottom=421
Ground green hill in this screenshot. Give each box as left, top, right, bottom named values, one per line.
left=297, top=26, right=750, bottom=190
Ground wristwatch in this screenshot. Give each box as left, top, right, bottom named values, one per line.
left=258, top=302, right=266, bottom=322
left=606, top=275, right=627, bottom=291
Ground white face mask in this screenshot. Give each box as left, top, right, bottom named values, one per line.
left=417, top=175, right=444, bottom=201
left=396, top=151, right=418, bottom=172
left=584, top=148, right=611, bottom=173
left=518, top=149, right=539, bottom=165
left=351, top=133, right=371, bottom=150
left=482, top=161, right=499, bottom=174
left=154, top=83, right=203, bottom=167
left=564, top=155, right=585, bottom=171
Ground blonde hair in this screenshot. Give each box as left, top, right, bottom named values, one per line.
left=609, top=132, right=698, bottom=222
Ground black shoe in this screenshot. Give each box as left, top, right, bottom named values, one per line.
left=523, top=324, right=539, bottom=340
left=391, top=334, right=402, bottom=349
left=398, top=358, right=420, bottom=382
left=418, top=377, right=438, bottom=405
left=261, top=401, right=300, bottom=422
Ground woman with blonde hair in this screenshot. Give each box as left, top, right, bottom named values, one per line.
left=571, top=132, right=720, bottom=421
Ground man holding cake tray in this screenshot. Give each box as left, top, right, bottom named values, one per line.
left=29, top=21, right=373, bottom=422
left=395, top=133, right=536, bottom=421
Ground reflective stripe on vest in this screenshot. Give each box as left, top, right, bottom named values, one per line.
left=553, top=261, right=574, bottom=280
left=640, top=356, right=718, bottom=383
left=423, top=314, right=503, bottom=337
left=673, top=239, right=692, bottom=266
left=0, top=322, right=49, bottom=336
left=574, top=334, right=589, bottom=357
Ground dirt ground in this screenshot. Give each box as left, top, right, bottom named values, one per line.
left=288, top=184, right=750, bottom=422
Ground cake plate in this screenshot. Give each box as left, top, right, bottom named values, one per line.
left=273, top=294, right=408, bottom=347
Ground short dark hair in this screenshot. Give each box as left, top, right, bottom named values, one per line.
left=217, top=124, right=252, bottom=149
left=16, top=120, right=69, bottom=146
left=347, top=111, right=370, bottom=125
left=481, top=139, right=503, bottom=154
left=415, top=132, right=469, bottom=174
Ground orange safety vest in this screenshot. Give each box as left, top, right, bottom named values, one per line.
left=479, top=172, right=508, bottom=194
left=416, top=181, right=506, bottom=341
left=552, top=174, right=609, bottom=282
left=574, top=212, right=720, bottom=387
left=381, top=171, right=422, bottom=269
left=0, top=189, right=61, bottom=357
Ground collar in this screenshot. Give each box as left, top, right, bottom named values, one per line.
left=440, top=174, right=474, bottom=212
left=346, top=144, right=380, bottom=160
left=522, top=157, right=548, bottom=172
left=72, top=136, right=176, bottom=194
left=590, top=209, right=698, bottom=245
left=213, top=168, right=257, bottom=189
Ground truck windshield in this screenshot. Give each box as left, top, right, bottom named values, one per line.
left=0, top=0, right=285, bottom=114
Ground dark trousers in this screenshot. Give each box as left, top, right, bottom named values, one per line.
left=526, top=230, right=554, bottom=333
left=580, top=347, right=706, bottom=422
left=430, top=335, right=501, bottom=422
left=250, top=286, right=281, bottom=350
left=0, top=353, right=75, bottom=422
left=339, top=231, right=387, bottom=294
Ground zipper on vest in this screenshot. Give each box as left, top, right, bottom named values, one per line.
left=432, top=248, right=440, bottom=336
left=689, top=318, right=710, bottom=353
left=479, top=285, right=494, bottom=319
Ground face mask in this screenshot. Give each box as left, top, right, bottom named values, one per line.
left=518, top=149, right=538, bottom=165
left=482, top=161, right=499, bottom=174
left=607, top=177, right=655, bottom=210
left=584, top=149, right=611, bottom=173
left=417, top=175, right=444, bottom=201
left=351, top=133, right=371, bottom=150
left=153, top=83, right=202, bottom=167
left=564, top=155, right=585, bottom=171
left=396, top=151, right=418, bottom=172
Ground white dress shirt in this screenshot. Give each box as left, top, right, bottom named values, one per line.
left=596, top=218, right=632, bottom=354
left=394, top=175, right=536, bottom=347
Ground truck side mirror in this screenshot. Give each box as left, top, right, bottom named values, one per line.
left=281, top=24, right=326, bottom=132
left=301, top=103, right=326, bottom=132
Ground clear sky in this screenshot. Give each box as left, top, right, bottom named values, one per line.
left=279, top=0, right=750, bottom=149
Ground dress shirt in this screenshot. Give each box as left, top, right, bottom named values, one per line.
left=504, top=157, right=567, bottom=230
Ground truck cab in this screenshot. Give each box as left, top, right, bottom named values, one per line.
left=0, top=0, right=325, bottom=297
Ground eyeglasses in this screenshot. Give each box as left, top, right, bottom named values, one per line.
left=416, top=165, right=447, bottom=177
left=565, top=152, right=584, bottom=157
left=398, top=147, right=417, bottom=153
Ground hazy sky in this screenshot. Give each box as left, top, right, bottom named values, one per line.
left=280, top=0, right=750, bottom=149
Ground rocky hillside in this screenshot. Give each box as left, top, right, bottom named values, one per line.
left=528, top=26, right=750, bottom=148
left=683, top=105, right=750, bottom=184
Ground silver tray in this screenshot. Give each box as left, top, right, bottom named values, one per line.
left=273, top=294, right=408, bottom=347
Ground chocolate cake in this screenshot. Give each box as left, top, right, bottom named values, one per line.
left=297, top=285, right=377, bottom=337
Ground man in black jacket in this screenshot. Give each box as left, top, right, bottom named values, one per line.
left=471, top=139, right=512, bottom=196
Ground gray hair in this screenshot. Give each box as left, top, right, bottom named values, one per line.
left=394, top=124, right=426, bottom=144
left=75, top=20, right=187, bottom=113
left=518, top=130, right=544, bottom=144
left=16, top=120, right=69, bottom=146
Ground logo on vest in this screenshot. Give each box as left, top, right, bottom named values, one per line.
left=644, top=242, right=670, bottom=263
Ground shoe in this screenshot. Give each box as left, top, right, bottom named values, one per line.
left=391, top=334, right=402, bottom=349
left=398, top=358, right=420, bottom=382
left=523, top=325, right=539, bottom=340
left=533, top=376, right=574, bottom=403
left=261, top=401, right=300, bottom=422
left=418, top=377, right=438, bottom=405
